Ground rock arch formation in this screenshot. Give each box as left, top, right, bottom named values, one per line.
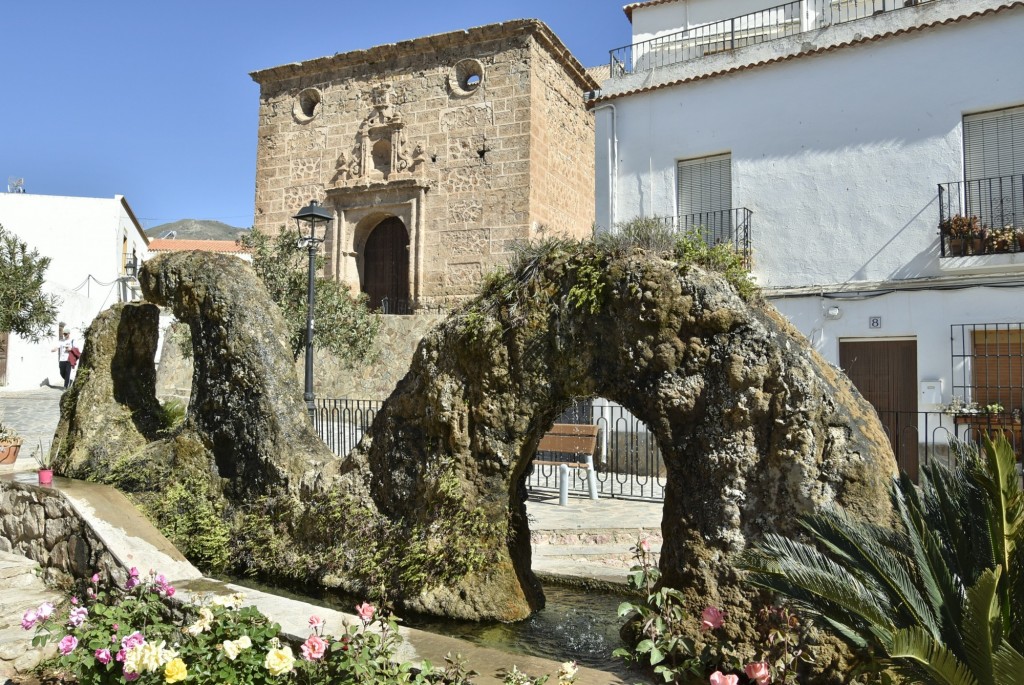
left=53, top=247, right=896, bottom=638
left=340, top=246, right=897, bottom=623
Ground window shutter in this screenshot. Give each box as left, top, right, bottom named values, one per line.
left=964, top=106, right=1024, bottom=181
left=963, top=107, right=1024, bottom=228
left=677, top=153, right=732, bottom=217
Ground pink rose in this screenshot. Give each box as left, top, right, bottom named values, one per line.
left=58, top=635, right=78, bottom=655
left=124, top=671, right=139, bottom=682
left=164, top=585, right=175, bottom=597
left=115, top=649, right=126, bottom=662
left=301, top=634, right=328, bottom=661
left=21, top=609, right=38, bottom=631
left=709, top=672, right=738, bottom=685
left=95, top=648, right=112, bottom=664
left=91, top=573, right=100, bottom=584
left=37, top=602, right=55, bottom=620
left=308, top=615, right=325, bottom=630
left=701, top=606, right=724, bottom=631
left=745, top=661, right=771, bottom=684
left=121, top=631, right=145, bottom=651
left=355, top=602, right=375, bottom=623
left=640, top=539, right=651, bottom=552
left=68, top=607, right=89, bottom=627
left=70, top=596, right=79, bottom=605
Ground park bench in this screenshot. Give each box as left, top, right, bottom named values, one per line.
left=533, top=423, right=600, bottom=504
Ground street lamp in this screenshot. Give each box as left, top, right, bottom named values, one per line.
left=293, top=199, right=333, bottom=415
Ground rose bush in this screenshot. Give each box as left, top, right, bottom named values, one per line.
left=22, top=569, right=581, bottom=684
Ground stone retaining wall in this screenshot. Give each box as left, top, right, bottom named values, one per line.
left=0, top=479, right=125, bottom=584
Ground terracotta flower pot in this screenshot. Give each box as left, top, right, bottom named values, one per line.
left=0, top=440, right=22, bottom=465
left=38, top=469, right=53, bottom=486
left=948, top=238, right=968, bottom=256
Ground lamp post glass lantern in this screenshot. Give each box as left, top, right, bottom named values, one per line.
left=293, top=199, right=333, bottom=415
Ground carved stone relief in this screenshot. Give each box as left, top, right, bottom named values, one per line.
left=332, top=83, right=430, bottom=187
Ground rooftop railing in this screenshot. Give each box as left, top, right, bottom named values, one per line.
left=609, top=0, right=940, bottom=77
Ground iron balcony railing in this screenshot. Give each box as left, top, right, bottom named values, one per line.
left=650, top=208, right=753, bottom=268
left=609, top=0, right=940, bottom=77
left=938, top=175, right=1024, bottom=257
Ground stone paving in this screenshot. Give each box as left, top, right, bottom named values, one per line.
left=0, top=388, right=64, bottom=472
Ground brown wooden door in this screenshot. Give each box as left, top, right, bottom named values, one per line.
left=839, top=339, right=918, bottom=480
left=0, top=331, right=7, bottom=386
left=362, top=217, right=409, bottom=313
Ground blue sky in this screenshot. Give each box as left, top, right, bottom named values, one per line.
left=1, top=1, right=630, bottom=230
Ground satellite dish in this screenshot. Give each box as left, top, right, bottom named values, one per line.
left=7, top=177, right=25, bottom=193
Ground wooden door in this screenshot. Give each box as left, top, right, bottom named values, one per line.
left=362, top=217, right=409, bottom=313
left=839, top=339, right=918, bottom=480
left=0, top=331, right=7, bottom=386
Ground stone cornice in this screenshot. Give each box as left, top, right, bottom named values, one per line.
left=250, top=19, right=599, bottom=93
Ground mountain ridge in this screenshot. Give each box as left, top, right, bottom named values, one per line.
left=146, top=219, right=248, bottom=241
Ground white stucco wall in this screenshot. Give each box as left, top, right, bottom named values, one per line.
left=0, top=193, right=149, bottom=390
left=632, top=0, right=777, bottom=42
left=597, top=6, right=1024, bottom=289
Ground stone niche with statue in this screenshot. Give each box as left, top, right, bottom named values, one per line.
left=250, top=19, right=599, bottom=312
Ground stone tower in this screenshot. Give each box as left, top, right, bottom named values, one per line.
left=251, top=19, right=598, bottom=310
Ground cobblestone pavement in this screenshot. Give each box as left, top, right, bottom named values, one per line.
left=0, top=388, right=64, bottom=471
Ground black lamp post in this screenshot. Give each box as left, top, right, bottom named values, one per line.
left=293, top=199, right=333, bottom=415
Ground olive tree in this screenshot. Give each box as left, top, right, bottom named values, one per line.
left=0, top=222, right=60, bottom=342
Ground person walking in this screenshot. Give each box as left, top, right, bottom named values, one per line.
left=53, top=330, right=73, bottom=389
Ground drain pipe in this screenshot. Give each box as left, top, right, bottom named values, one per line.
left=592, top=103, right=618, bottom=233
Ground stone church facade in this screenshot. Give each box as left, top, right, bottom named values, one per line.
left=250, top=19, right=598, bottom=310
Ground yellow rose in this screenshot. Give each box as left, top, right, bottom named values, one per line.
left=264, top=646, right=295, bottom=677
left=164, top=658, right=187, bottom=684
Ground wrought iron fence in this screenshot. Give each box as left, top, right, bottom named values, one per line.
left=649, top=209, right=753, bottom=268
left=312, top=397, right=668, bottom=502
left=311, top=399, right=1020, bottom=501
left=938, top=176, right=1024, bottom=257
left=311, top=398, right=381, bottom=457
left=610, top=0, right=939, bottom=76
left=877, top=410, right=1023, bottom=481
left=376, top=297, right=413, bottom=315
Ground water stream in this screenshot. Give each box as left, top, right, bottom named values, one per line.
left=232, top=579, right=635, bottom=676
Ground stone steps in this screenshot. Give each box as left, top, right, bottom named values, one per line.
left=0, top=552, right=62, bottom=682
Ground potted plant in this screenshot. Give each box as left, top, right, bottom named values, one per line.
left=33, top=440, right=54, bottom=485
left=0, top=419, right=23, bottom=465
left=1016, top=227, right=1024, bottom=252
left=985, top=225, right=1015, bottom=254
left=942, top=214, right=983, bottom=256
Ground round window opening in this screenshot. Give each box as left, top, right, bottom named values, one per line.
left=450, top=59, right=485, bottom=96
left=294, top=88, right=322, bottom=122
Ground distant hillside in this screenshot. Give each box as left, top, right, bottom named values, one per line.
left=146, top=219, right=248, bottom=241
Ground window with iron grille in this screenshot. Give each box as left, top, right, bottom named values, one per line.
left=963, top=106, right=1024, bottom=230
left=951, top=323, right=1024, bottom=416
left=677, top=152, right=732, bottom=242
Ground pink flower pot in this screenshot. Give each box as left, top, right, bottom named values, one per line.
left=38, top=469, right=53, bottom=486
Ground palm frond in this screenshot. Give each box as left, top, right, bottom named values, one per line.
left=962, top=567, right=1000, bottom=684
left=921, top=457, right=994, bottom=581
left=991, top=641, right=1024, bottom=685
left=887, top=626, right=980, bottom=685
left=740, top=535, right=894, bottom=634
left=799, top=506, right=940, bottom=636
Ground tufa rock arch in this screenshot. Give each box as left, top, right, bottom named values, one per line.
left=340, top=245, right=897, bottom=624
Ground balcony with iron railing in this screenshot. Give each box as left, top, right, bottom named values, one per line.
left=647, top=208, right=753, bottom=268
left=938, top=174, right=1024, bottom=258
left=609, top=0, right=940, bottom=77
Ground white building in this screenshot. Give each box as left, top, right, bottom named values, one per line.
left=0, top=192, right=149, bottom=390
left=592, top=0, right=1024, bottom=476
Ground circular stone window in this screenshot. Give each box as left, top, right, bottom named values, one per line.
left=293, top=88, right=323, bottom=123
left=448, top=59, right=485, bottom=97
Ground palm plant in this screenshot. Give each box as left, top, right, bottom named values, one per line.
left=739, top=434, right=1024, bottom=684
